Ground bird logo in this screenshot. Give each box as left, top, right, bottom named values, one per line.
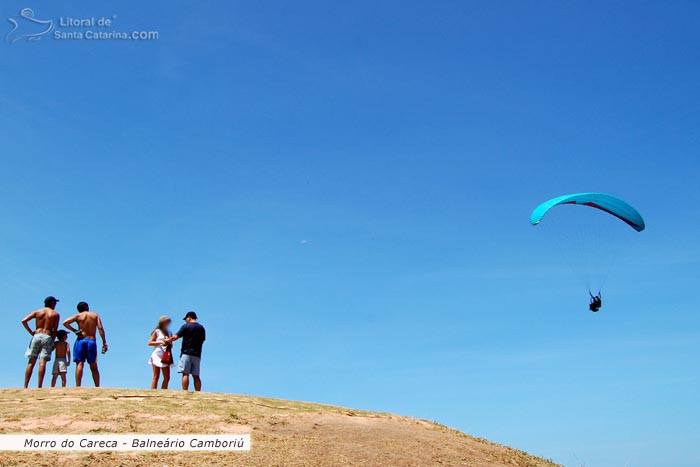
left=6, top=8, right=54, bottom=44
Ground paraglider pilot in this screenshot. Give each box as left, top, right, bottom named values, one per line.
left=589, top=292, right=602, bottom=312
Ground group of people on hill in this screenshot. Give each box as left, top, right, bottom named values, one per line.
left=21, top=296, right=206, bottom=392
left=146, top=312, right=206, bottom=391
left=22, top=297, right=106, bottom=389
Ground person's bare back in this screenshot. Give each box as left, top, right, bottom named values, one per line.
left=71, top=312, right=100, bottom=339
left=54, top=340, right=68, bottom=359
left=64, top=309, right=107, bottom=351
left=24, top=307, right=60, bottom=338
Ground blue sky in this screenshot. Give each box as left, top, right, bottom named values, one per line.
left=2, top=1, right=699, bottom=465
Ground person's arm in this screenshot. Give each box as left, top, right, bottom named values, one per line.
left=97, top=315, right=108, bottom=353
left=51, top=313, right=60, bottom=340
left=164, top=325, right=185, bottom=344
left=21, top=311, right=36, bottom=336
left=148, top=330, right=162, bottom=347
left=63, top=314, right=80, bottom=334
left=165, top=333, right=180, bottom=344
left=66, top=342, right=71, bottom=366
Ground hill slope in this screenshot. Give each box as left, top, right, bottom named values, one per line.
left=0, top=388, right=559, bottom=466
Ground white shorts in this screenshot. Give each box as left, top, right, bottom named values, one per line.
left=52, top=357, right=68, bottom=375
left=26, top=334, right=53, bottom=361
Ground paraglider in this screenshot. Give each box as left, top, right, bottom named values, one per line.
left=530, top=192, right=645, bottom=312
left=589, top=292, right=602, bottom=312
left=530, top=193, right=645, bottom=232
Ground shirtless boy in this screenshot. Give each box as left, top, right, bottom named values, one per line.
left=21, top=296, right=61, bottom=389
left=63, top=302, right=108, bottom=387
left=51, top=330, right=71, bottom=388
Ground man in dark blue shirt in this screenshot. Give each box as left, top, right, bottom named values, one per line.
left=165, top=311, right=206, bottom=391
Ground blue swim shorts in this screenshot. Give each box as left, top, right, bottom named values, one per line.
left=73, top=338, right=98, bottom=364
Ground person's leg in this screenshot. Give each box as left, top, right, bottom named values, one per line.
left=151, top=365, right=160, bottom=390
left=161, top=366, right=170, bottom=389
left=89, top=363, right=100, bottom=387
left=74, top=339, right=86, bottom=387
left=191, top=357, right=202, bottom=391
left=37, top=359, right=47, bottom=388
left=24, top=358, right=37, bottom=389
left=75, top=362, right=84, bottom=387
left=24, top=336, right=42, bottom=389
left=178, top=355, right=191, bottom=391
left=51, top=361, right=60, bottom=388
left=60, top=373, right=67, bottom=388
left=87, top=340, right=99, bottom=387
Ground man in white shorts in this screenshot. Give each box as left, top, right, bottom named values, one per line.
left=21, top=296, right=60, bottom=389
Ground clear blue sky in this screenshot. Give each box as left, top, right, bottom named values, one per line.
left=2, top=1, right=699, bottom=466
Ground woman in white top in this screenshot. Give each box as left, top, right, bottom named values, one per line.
left=148, top=315, right=173, bottom=389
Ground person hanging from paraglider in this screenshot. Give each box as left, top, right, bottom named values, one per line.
left=529, top=193, right=645, bottom=314
left=589, top=291, right=602, bottom=312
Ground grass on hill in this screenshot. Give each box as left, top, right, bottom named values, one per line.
left=0, top=388, right=561, bottom=467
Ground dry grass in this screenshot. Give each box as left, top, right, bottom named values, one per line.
left=0, top=388, right=560, bottom=467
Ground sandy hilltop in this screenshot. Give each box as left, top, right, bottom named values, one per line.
left=0, top=388, right=560, bottom=467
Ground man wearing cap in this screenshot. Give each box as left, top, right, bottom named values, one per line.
left=21, top=296, right=61, bottom=388
left=164, top=312, right=206, bottom=391
left=63, top=301, right=108, bottom=387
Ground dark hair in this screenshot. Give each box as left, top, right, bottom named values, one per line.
left=77, top=302, right=89, bottom=312
left=56, top=330, right=68, bottom=340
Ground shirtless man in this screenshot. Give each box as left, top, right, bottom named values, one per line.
left=21, top=296, right=61, bottom=388
left=62, top=302, right=108, bottom=387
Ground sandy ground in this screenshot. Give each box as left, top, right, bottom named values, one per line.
left=0, top=388, right=560, bottom=467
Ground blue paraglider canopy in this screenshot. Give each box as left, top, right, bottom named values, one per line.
left=530, top=193, right=645, bottom=232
